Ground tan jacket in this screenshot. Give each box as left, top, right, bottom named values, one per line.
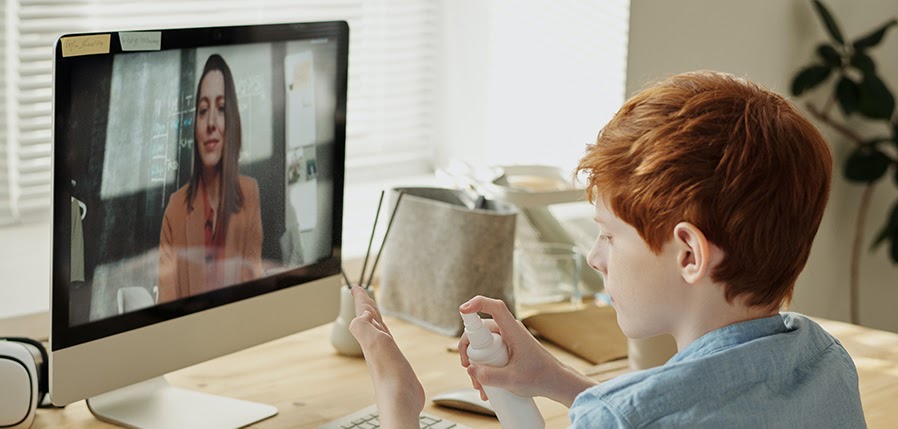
left=157, top=176, right=263, bottom=303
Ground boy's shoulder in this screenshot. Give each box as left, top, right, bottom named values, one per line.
left=569, top=313, right=864, bottom=428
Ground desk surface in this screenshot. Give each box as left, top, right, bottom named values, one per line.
left=35, top=315, right=898, bottom=429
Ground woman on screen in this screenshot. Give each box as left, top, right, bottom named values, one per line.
left=157, top=54, right=263, bottom=304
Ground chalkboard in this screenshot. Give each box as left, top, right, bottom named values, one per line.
left=101, top=50, right=183, bottom=202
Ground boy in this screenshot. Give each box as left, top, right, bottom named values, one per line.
left=349, top=71, right=866, bottom=427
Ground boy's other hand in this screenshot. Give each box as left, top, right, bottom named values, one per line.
left=349, top=285, right=425, bottom=427
left=458, top=296, right=598, bottom=407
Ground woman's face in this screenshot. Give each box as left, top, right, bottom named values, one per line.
left=196, top=70, right=226, bottom=173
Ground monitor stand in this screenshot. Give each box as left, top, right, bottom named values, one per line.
left=86, top=376, right=278, bottom=429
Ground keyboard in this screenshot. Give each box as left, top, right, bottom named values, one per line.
left=316, top=404, right=473, bottom=429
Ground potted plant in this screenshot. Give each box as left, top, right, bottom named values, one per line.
left=791, top=0, right=897, bottom=324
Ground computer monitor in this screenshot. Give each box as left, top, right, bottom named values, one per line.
left=49, top=21, right=348, bottom=427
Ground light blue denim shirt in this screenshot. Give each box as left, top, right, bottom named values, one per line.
left=569, top=312, right=865, bottom=428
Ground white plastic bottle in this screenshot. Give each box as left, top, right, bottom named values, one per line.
left=460, top=311, right=545, bottom=429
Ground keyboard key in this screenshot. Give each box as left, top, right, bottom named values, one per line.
left=316, top=404, right=474, bottom=429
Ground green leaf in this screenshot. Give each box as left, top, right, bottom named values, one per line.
left=871, top=202, right=898, bottom=250
left=844, top=146, right=891, bottom=182
left=850, top=51, right=876, bottom=74
left=791, top=64, right=832, bottom=96
left=812, top=0, right=845, bottom=45
left=816, top=43, right=842, bottom=67
left=853, top=19, right=898, bottom=50
left=856, top=73, right=896, bottom=120
left=836, top=76, right=860, bottom=115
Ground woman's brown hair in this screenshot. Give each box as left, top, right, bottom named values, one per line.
left=186, top=54, right=244, bottom=237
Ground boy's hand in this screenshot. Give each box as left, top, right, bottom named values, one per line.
left=458, top=296, right=598, bottom=407
left=349, top=286, right=424, bottom=428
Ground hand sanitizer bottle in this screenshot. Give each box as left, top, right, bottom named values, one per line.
left=460, top=312, right=545, bottom=429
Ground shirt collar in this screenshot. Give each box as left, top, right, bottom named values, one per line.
left=667, top=313, right=788, bottom=364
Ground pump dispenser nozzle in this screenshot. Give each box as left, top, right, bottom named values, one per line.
left=461, top=312, right=492, bottom=348
left=460, top=311, right=481, bottom=328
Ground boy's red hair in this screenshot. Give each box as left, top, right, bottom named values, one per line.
left=578, top=71, right=832, bottom=309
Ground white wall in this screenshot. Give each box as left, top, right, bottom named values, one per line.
left=436, top=0, right=629, bottom=173
left=627, top=0, right=898, bottom=332
left=0, top=216, right=51, bottom=333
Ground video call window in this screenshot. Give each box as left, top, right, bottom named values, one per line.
left=60, top=38, right=341, bottom=326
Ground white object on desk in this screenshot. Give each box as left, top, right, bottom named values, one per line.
left=86, top=377, right=277, bottom=429
left=330, top=286, right=374, bottom=357
left=432, top=388, right=496, bottom=417
left=0, top=341, right=39, bottom=429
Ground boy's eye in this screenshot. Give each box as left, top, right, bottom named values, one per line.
left=599, top=234, right=612, bottom=243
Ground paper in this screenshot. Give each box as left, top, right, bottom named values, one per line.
left=61, top=34, right=111, bottom=57
left=522, top=305, right=628, bottom=365
left=119, top=32, right=162, bottom=51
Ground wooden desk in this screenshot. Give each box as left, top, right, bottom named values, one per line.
left=814, top=318, right=898, bottom=428
left=34, top=316, right=898, bottom=428
left=34, top=316, right=591, bottom=429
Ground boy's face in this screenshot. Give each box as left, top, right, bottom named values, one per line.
left=587, top=196, right=683, bottom=339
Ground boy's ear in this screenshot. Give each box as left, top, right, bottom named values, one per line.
left=673, top=222, right=712, bottom=284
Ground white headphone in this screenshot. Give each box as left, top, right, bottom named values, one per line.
left=0, top=338, right=48, bottom=429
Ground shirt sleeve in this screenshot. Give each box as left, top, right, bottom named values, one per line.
left=568, top=389, right=633, bottom=429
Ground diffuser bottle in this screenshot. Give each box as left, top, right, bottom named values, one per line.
left=460, top=311, right=545, bottom=429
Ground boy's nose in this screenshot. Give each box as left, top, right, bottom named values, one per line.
left=587, top=240, right=607, bottom=275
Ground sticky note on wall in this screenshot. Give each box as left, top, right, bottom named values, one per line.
left=60, top=34, right=111, bottom=57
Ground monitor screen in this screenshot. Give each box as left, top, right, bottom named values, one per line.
left=51, top=23, right=346, bottom=351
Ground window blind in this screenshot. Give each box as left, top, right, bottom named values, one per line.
left=0, top=0, right=437, bottom=225
left=0, top=0, right=12, bottom=224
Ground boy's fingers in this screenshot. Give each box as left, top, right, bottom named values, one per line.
left=458, top=335, right=470, bottom=367
left=372, top=306, right=392, bottom=336
left=459, top=296, right=521, bottom=338
left=472, top=377, right=483, bottom=394
left=349, top=311, right=375, bottom=341
left=467, top=363, right=506, bottom=391
left=357, top=303, right=378, bottom=320
left=471, top=378, right=484, bottom=398
left=351, top=287, right=392, bottom=334
left=459, top=296, right=515, bottom=325
left=352, top=286, right=372, bottom=316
